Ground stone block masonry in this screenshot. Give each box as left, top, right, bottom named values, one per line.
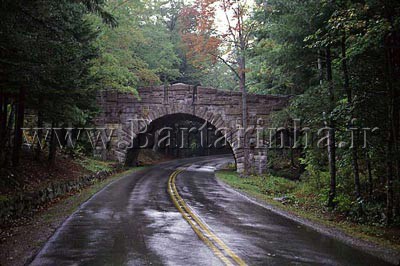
left=95, top=84, right=288, bottom=174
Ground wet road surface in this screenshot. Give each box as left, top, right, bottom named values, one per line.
left=31, top=155, right=392, bottom=265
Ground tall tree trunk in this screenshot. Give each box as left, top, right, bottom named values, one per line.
left=12, top=87, right=26, bottom=167
left=384, top=31, right=398, bottom=223
left=327, top=125, right=337, bottom=208
left=352, top=132, right=362, bottom=213
left=5, top=102, right=15, bottom=146
left=36, top=103, right=44, bottom=159
left=386, top=141, right=394, bottom=225
left=239, top=53, right=248, bottom=174
left=395, top=101, right=400, bottom=218
left=341, top=34, right=351, bottom=101
left=48, top=122, right=57, bottom=165
left=0, top=92, right=3, bottom=136
left=326, top=46, right=337, bottom=208
left=365, top=150, right=373, bottom=197
left=0, top=93, right=8, bottom=162
left=341, top=33, right=362, bottom=206
left=290, top=146, right=295, bottom=169
left=318, top=50, right=324, bottom=85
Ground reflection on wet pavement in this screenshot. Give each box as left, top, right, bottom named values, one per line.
left=30, top=156, right=393, bottom=266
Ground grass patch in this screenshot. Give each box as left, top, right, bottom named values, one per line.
left=78, top=157, right=115, bottom=173
left=217, top=170, right=296, bottom=198
left=216, top=170, right=400, bottom=252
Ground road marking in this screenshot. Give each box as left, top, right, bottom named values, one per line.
left=168, top=169, right=247, bottom=266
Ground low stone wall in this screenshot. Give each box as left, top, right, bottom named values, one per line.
left=0, top=168, right=122, bottom=226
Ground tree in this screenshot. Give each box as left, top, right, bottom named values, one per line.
left=90, top=0, right=181, bottom=94
left=249, top=0, right=400, bottom=224
left=0, top=0, right=109, bottom=166
left=220, top=0, right=256, bottom=173
left=180, top=0, right=255, bottom=172
left=179, top=0, right=221, bottom=83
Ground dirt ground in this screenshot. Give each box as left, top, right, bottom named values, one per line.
left=0, top=152, right=91, bottom=197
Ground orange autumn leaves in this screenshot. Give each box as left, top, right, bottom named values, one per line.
left=179, top=0, right=221, bottom=70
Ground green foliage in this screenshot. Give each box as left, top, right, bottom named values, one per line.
left=79, top=157, right=114, bottom=173
left=217, top=170, right=296, bottom=197
left=2, top=0, right=400, bottom=230
left=90, top=51, right=139, bottom=94
left=88, top=0, right=182, bottom=94
left=249, top=0, right=400, bottom=224
left=0, top=0, right=103, bottom=125
left=198, top=61, right=238, bottom=90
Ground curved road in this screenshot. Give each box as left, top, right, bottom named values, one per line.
left=31, top=156, right=392, bottom=265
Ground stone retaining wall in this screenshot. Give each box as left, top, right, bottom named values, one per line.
left=0, top=169, right=122, bottom=226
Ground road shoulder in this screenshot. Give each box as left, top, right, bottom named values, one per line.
left=215, top=170, right=400, bottom=265
left=0, top=167, right=145, bottom=266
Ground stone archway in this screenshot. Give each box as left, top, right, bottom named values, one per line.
left=123, top=113, right=236, bottom=167
left=94, top=83, right=288, bottom=173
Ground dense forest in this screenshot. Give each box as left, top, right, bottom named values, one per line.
left=0, top=0, right=400, bottom=230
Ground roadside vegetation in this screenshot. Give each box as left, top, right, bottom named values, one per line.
left=217, top=169, right=400, bottom=251
left=0, top=0, right=399, bottom=248
left=0, top=151, right=117, bottom=198
left=79, top=157, right=115, bottom=173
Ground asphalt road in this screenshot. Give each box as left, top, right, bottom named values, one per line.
left=31, top=155, right=392, bottom=266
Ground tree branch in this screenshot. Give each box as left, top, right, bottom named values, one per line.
left=213, top=54, right=240, bottom=80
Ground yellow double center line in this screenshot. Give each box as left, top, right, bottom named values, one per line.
left=168, top=168, right=247, bottom=266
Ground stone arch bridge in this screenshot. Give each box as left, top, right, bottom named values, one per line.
left=94, top=83, right=288, bottom=173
